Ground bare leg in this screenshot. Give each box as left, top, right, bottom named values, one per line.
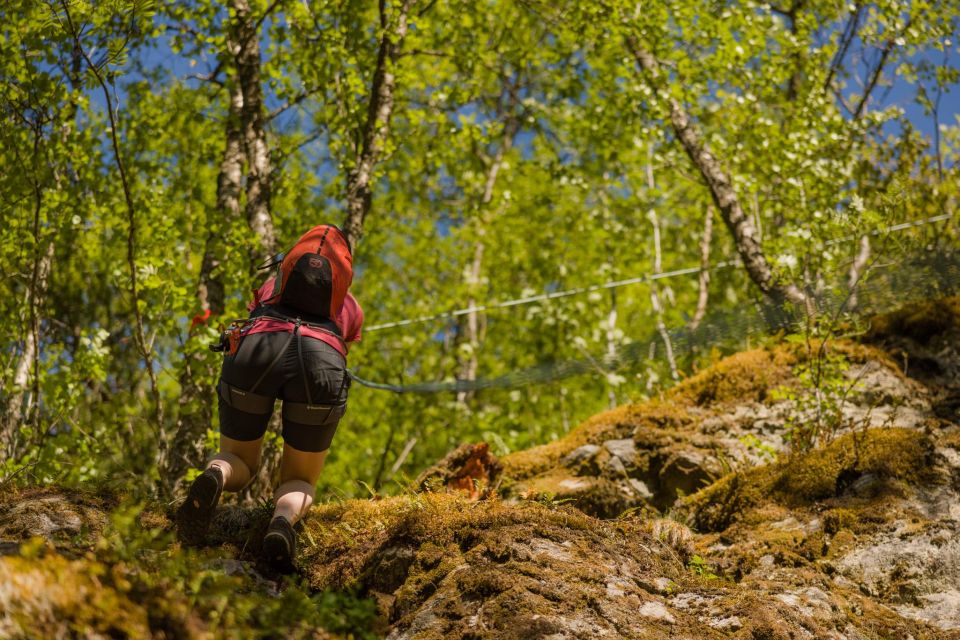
left=178, top=435, right=263, bottom=544
left=273, top=445, right=328, bottom=525
left=208, top=435, right=263, bottom=492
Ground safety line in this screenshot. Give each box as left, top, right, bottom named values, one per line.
left=364, top=212, right=955, bottom=333
left=365, top=261, right=739, bottom=331
left=824, top=212, right=955, bottom=246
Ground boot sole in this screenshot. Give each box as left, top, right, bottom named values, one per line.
left=177, top=471, right=222, bottom=545
left=262, top=529, right=295, bottom=571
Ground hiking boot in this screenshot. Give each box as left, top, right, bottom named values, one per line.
left=176, top=466, right=223, bottom=545
left=262, top=516, right=297, bottom=572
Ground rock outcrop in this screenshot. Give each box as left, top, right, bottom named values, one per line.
left=2, top=297, right=959, bottom=638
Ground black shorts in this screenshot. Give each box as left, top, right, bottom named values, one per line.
left=218, top=331, right=349, bottom=452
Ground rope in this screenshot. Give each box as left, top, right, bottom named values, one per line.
left=349, top=213, right=957, bottom=394
left=365, top=212, right=955, bottom=333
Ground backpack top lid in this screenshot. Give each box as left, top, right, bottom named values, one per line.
left=273, top=224, right=353, bottom=319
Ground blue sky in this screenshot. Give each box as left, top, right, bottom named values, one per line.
left=75, top=5, right=958, bottom=218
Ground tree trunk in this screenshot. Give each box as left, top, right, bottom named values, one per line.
left=689, top=207, right=714, bottom=330
left=645, top=156, right=680, bottom=382
left=457, top=101, right=520, bottom=404
left=228, top=0, right=283, bottom=501
left=456, top=239, right=485, bottom=406
left=846, top=235, right=870, bottom=312
left=605, top=287, right=618, bottom=409
left=342, top=0, right=415, bottom=251
left=232, top=0, right=277, bottom=267
left=456, top=112, right=519, bottom=405
left=159, top=76, right=245, bottom=497
left=626, top=37, right=809, bottom=310
left=2, top=241, right=55, bottom=457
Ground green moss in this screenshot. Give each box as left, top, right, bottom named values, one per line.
left=0, top=485, right=119, bottom=549
left=670, top=346, right=797, bottom=407
left=300, top=493, right=601, bottom=591
left=938, top=428, right=960, bottom=452
left=514, top=471, right=649, bottom=519
left=828, top=529, right=857, bottom=558
left=822, top=508, right=858, bottom=535
left=865, top=295, right=960, bottom=344
left=830, top=340, right=906, bottom=377
left=0, top=553, right=154, bottom=638
left=684, top=429, right=938, bottom=532
left=684, top=468, right=771, bottom=533
left=774, top=428, right=935, bottom=501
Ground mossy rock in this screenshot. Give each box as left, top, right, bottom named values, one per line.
left=865, top=295, right=960, bottom=345
left=0, top=552, right=158, bottom=638
left=296, top=493, right=705, bottom=638
left=0, top=486, right=117, bottom=549
left=503, top=401, right=698, bottom=483
left=669, top=346, right=797, bottom=407
left=683, top=428, right=940, bottom=533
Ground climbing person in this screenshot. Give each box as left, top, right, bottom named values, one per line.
left=177, top=223, right=362, bottom=571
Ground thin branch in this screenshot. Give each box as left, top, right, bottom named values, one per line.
left=280, top=130, right=324, bottom=158
left=186, top=62, right=226, bottom=86
left=385, top=437, right=418, bottom=482
left=853, top=17, right=912, bottom=120
left=832, top=86, right=854, bottom=116
left=251, top=0, right=284, bottom=38
left=416, top=0, right=438, bottom=17
left=824, top=3, right=863, bottom=92
left=267, top=84, right=323, bottom=121
left=399, top=48, right=449, bottom=58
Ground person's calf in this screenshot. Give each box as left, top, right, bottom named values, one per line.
left=262, top=480, right=315, bottom=572
left=272, top=479, right=315, bottom=525
left=208, top=451, right=255, bottom=492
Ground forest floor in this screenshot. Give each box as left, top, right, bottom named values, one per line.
left=2, top=297, right=960, bottom=639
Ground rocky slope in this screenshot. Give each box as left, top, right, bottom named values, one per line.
left=1, top=297, right=959, bottom=639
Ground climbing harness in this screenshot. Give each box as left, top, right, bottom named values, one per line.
left=214, top=315, right=348, bottom=425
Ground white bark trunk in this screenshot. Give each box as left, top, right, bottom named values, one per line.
left=846, top=235, right=870, bottom=312
left=343, top=0, right=415, bottom=250
left=689, top=207, right=714, bottom=330
left=645, top=150, right=680, bottom=382
left=231, top=0, right=277, bottom=264
left=627, top=36, right=809, bottom=311
left=3, top=241, right=55, bottom=455
left=456, top=115, right=519, bottom=405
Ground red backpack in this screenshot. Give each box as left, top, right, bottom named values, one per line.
left=260, top=224, right=353, bottom=319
